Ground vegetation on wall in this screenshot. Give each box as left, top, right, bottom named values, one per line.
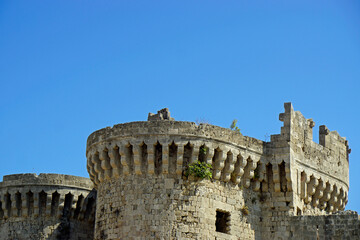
left=185, top=161, right=212, bottom=180
left=230, top=119, right=241, bottom=133
left=241, top=205, right=249, bottom=215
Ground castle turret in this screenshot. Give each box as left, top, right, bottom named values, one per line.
left=0, top=103, right=355, bottom=240
left=87, top=113, right=267, bottom=239
left=0, top=173, right=96, bottom=240
left=86, top=103, right=352, bottom=239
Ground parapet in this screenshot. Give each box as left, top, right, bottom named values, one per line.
left=270, top=103, right=349, bottom=214
left=86, top=120, right=264, bottom=187
left=1, top=173, right=93, bottom=189
left=0, top=173, right=96, bottom=240
left=84, top=104, right=352, bottom=239
left=86, top=104, right=349, bottom=215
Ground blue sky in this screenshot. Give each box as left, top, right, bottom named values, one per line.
left=1, top=1, right=359, bottom=212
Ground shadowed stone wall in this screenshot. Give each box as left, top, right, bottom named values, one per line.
left=86, top=103, right=353, bottom=239
left=0, top=174, right=96, bottom=240
left=289, top=211, right=360, bottom=240
left=1, top=103, right=355, bottom=239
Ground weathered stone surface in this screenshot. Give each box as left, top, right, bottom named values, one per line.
left=1, top=103, right=356, bottom=239
left=85, top=103, right=355, bottom=239
left=0, top=173, right=96, bottom=240
left=148, top=108, right=174, bottom=121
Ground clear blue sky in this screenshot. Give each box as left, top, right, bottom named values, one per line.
left=1, top=1, right=359, bottom=212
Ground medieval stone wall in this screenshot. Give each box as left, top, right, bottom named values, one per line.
left=0, top=103, right=355, bottom=239
left=86, top=120, right=268, bottom=239
left=95, top=175, right=264, bottom=240
left=0, top=174, right=96, bottom=240
left=86, top=103, right=352, bottom=239
left=289, top=211, right=360, bottom=240
left=277, top=103, right=349, bottom=216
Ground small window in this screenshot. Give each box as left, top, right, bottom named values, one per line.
left=216, top=210, right=230, bottom=234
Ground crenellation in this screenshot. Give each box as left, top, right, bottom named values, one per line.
left=1, top=103, right=356, bottom=239
left=0, top=174, right=96, bottom=239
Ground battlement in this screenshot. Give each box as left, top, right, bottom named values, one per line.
left=86, top=121, right=265, bottom=188
left=0, top=173, right=95, bottom=221
left=275, top=102, right=349, bottom=156
left=0, top=173, right=96, bottom=239
left=86, top=104, right=348, bottom=213
left=86, top=103, right=351, bottom=239
left=267, top=103, right=349, bottom=218
left=0, top=103, right=352, bottom=240
left=1, top=173, right=94, bottom=189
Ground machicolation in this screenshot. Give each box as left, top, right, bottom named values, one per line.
left=0, top=173, right=95, bottom=239
left=1, top=103, right=359, bottom=239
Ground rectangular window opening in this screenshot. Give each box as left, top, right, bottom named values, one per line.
left=216, top=210, right=230, bottom=234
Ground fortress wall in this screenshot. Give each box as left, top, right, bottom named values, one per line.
left=274, top=103, right=349, bottom=184
left=289, top=211, right=360, bottom=240
left=86, top=105, right=352, bottom=239
left=87, top=121, right=274, bottom=239
left=95, top=175, right=263, bottom=240
left=0, top=218, right=94, bottom=240
left=258, top=103, right=350, bottom=239
left=86, top=134, right=264, bottom=188
left=86, top=121, right=268, bottom=194
left=0, top=174, right=96, bottom=240
left=86, top=121, right=264, bottom=157
left=270, top=103, right=349, bottom=216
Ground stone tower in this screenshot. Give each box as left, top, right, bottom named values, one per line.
left=0, top=173, right=96, bottom=239
left=1, top=103, right=357, bottom=239
left=86, top=103, right=357, bottom=239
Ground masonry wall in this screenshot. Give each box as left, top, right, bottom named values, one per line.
left=95, top=175, right=263, bottom=240
left=87, top=120, right=268, bottom=239
left=86, top=103, right=353, bottom=239
left=279, top=103, right=349, bottom=215
left=0, top=104, right=355, bottom=239
left=0, top=217, right=94, bottom=240
left=289, top=211, right=360, bottom=240
left=0, top=174, right=96, bottom=240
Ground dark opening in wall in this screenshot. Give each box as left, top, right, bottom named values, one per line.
left=0, top=200, right=3, bottom=219
left=198, top=145, right=207, bottom=163
left=51, top=191, right=60, bottom=216
left=183, top=142, right=193, bottom=170
left=26, top=191, right=34, bottom=216
left=112, top=145, right=122, bottom=176
left=169, top=142, right=177, bottom=174
left=154, top=142, right=162, bottom=175
left=73, top=194, right=84, bottom=219
left=279, top=161, right=287, bottom=192
left=266, top=163, right=274, bottom=192
left=126, top=144, right=134, bottom=173
left=5, top=193, right=11, bottom=217
left=297, top=207, right=302, bottom=216
left=141, top=143, right=148, bottom=175
left=15, top=192, right=21, bottom=216
left=84, top=197, right=95, bottom=220
left=216, top=210, right=230, bottom=234
left=39, top=191, right=47, bottom=216
left=63, top=193, right=74, bottom=218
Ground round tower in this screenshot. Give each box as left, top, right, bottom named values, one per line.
left=86, top=114, right=265, bottom=239
left=0, top=173, right=96, bottom=240
left=86, top=106, right=350, bottom=239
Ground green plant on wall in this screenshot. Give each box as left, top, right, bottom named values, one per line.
left=241, top=205, right=249, bottom=215
left=230, top=119, right=241, bottom=133
left=199, top=146, right=207, bottom=155
left=185, top=161, right=212, bottom=180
